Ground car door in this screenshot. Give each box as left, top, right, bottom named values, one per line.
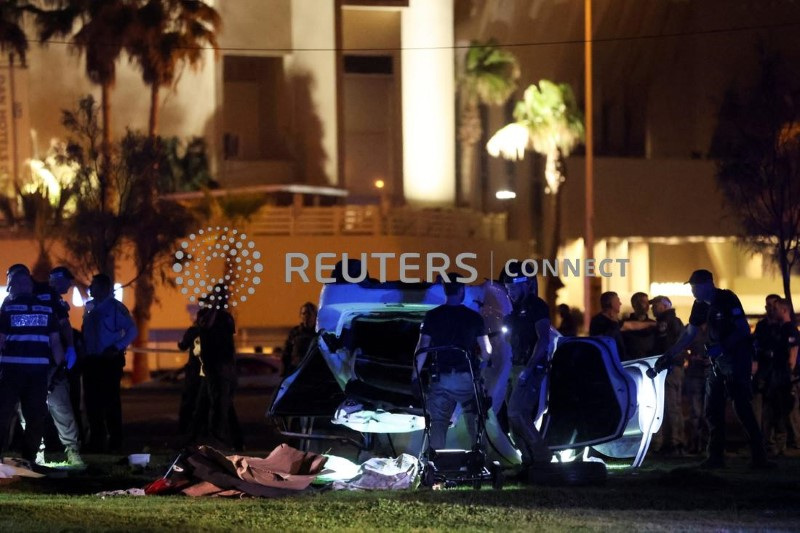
left=540, top=336, right=637, bottom=450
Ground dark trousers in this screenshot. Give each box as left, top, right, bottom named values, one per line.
left=0, top=364, right=49, bottom=460
left=179, top=359, right=202, bottom=434
left=83, top=356, right=123, bottom=452
left=191, top=367, right=243, bottom=451
left=705, top=365, right=766, bottom=461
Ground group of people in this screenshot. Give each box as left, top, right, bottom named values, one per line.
left=415, top=264, right=796, bottom=473
left=0, top=264, right=137, bottom=468
left=177, top=288, right=243, bottom=451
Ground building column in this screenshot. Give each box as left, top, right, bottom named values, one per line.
left=401, top=0, right=455, bottom=206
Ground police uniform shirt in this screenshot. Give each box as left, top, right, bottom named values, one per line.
left=689, top=288, right=750, bottom=356
left=0, top=293, right=59, bottom=365
left=420, top=304, right=486, bottom=372
left=32, top=281, right=69, bottom=322
left=775, top=322, right=799, bottom=371
left=754, top=318, right=781, bottom=370
left=505, top=294, right=550, bottom=365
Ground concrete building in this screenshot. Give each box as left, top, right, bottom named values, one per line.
left=0, top=0, right=798, bottom=364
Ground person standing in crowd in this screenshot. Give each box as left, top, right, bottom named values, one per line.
left=282, top=302, right=317, bottom=377
left=502, top=262, right=553, bottom=468
left=556, top=303, right=578, bottom=336
left=177, top=306, right=207, bottom=435
left=415, top=278, right=491, bottom=452
left=752, top=294, right=782, bottom=427
left=653, top=269, right=771, bottom=468
left=622, top=292, right=656, bottom=359
left=762, top=298, right=798, bottom=456
left=192, top=288, right=243, bottom=451
left=0, top=269, right=64, bottom=463
left=590, top=291, right=655, bottom=361
left=684, top=328, right=710, bottom=455
left=6, top=264, right=84, bottom=466
left=43, top=266, right=84, bottom=466
left=649, top=295, right=687, bottom=455
left=81, top=274, right=137, bottom=453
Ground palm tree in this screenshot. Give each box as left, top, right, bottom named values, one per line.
left=128, top=0, right=221, bottom=138
left=0, top=0, right=29, bottom=65
left=487, top=80, right=584, bottom=308
left=457, top=39, right=519, bottom=210
left=32, top=0, right=139, bottom=217
left=125, top=0, right=220, bottom=383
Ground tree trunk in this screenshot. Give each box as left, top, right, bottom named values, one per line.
left=131, top=83, right=162, bottom=384
left=458, top=102, right=482, bottom=208
left=779, top=248, right=795, bottom=315
left=148, top=84, right=159, bottom=139
left=131, top=265, right=155, bottom=384
left=99, top=82, right=117, bottom=278
left=544, top=154, right=565, bottom=318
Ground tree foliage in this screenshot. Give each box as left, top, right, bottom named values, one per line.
left=713, top=52, right=800, bottom=308
left=0, top=0, right=29, bottom=64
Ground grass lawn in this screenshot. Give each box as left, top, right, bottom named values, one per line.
left=1, top=453, right=799, bottom=532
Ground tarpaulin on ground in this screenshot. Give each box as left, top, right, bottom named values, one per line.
left=158, top=444, right=329, bottom=498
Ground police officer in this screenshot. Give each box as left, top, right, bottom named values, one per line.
left=82, top=273, right=138, bottom=452
left=649, top=295, right=687, bottom=455
left=7, top=264, right=83, bottom=466
left=0, top=270, right=64, bottom=463
left=653, top=269, right=771, bottom=468
left=762, top=298, right=798, bottom=455
left=503, top=261, right=553, bottom=467
left=415, top=278, right=491, bottom=451
left=752, top=294, right=781, bottom=427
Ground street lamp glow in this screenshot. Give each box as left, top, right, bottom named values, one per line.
left=374, top=179, right=385, bottom=189
left=495, top=189, right=517, bottom=200
left=486, top=123, right=528, bottom=161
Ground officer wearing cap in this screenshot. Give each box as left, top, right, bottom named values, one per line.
left=652, top=269, right=771, bottom=468
left=46, top=266, right=84, bottom=466
left=650, top=295, right=688, bottom=455
left=415, top=277, right=491, bottom=451
left=0, top=269, right=64, bottom=463
left=502, top=260, right=553, bottom=468
left=5, top=264, right=84, bottom=466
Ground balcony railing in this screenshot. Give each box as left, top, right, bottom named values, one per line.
left=247, top=205, right=507, bottom=241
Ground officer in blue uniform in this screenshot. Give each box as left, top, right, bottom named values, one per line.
left=0, top=270, right=64, bottom=462
left=653, top=269, right=771, bottom=468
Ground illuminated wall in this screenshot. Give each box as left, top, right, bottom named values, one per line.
left=401, top=0, right=456, bottom=206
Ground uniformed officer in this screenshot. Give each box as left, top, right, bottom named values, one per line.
left=653, top=269, right=771, bottom=468
left=0, top=270, right=64, bottom=463
left=415, top=278, right=491, bottom=451
left=762, top=298, right=798, bottom=455
left=503, top=261, right=553, bottom=466
left=6, top=264, right=83, bottom=466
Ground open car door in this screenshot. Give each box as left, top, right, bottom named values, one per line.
left=540, top=336, right=637, bottom=451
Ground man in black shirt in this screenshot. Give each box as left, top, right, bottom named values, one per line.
left=653, top=269, right=771, bottom=468
left=622, top=292, right=657, bottom=359
left=762, top=298, right=798, bottom=455
left=503, top=263, right=552, bottom=466
left=590, top=292, right=655, bottom=361
left=752, top=294, right=781, bottom=426
left=415, top=279, right=490, bottom=451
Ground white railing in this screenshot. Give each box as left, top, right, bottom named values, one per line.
left=247, top=205, right=507, bottom=241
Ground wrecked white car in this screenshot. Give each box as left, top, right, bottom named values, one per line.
left=268, top=280, right=666, bottom=469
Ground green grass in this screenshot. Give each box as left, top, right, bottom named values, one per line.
left=1, top=454, right=799, bottom=532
